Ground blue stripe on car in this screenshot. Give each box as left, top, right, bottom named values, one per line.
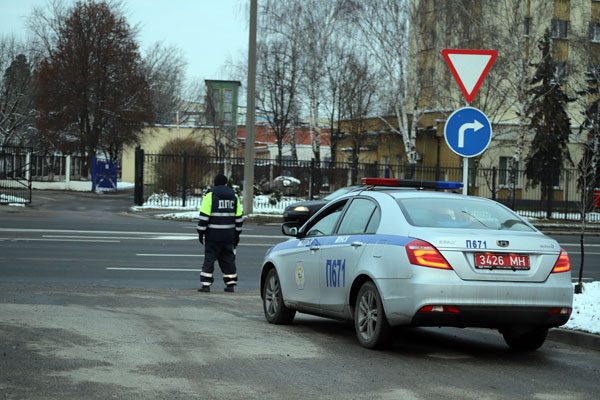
left=270, top=234, right=412, bottom=254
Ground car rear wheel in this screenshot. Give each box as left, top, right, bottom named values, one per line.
left=263, top=269, right=296, bottom=324
left=501, top=327, right=548, bottom=351
left=354, top=281, right=391, bottom=349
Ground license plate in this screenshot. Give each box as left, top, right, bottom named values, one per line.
left=474, top=253, right=530, bottom=269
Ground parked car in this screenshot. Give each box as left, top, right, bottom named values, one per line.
left=261, top=178, right=573, bottom=350
left=282, top=185, right=362, bottom=225
left=261, top=176, right=303, bottom=196
left=282, top=178, right=463, bottom=225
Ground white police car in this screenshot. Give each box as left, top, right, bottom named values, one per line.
left=260, top=178, right=573, bottom=350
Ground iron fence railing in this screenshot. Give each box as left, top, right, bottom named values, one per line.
left=0, top=145, right=32, bottom=204
left=134, top=149, right=599, bottom=221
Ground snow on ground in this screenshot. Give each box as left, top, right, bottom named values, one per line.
left=564, top=282, right=600, bottom=335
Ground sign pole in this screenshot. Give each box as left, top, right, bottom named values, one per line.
left=462, top=157, right=468, bottom=195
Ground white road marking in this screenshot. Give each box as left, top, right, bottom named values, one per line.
left=0, top=228, right=283, bottom=240
left=136, top=254, right=203, bottom=257
left=0, top=238, right=120, bottom=243
left=44, top=235, right=143, bottom=240
left=107, top=267, right=201, bottom=272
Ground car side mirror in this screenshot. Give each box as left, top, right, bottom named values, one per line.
left=282, top=222, right=300, bottom=237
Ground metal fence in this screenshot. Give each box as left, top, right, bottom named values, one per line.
left=134, top=149, right=598, bottom=221
left=29, top=154, right=89, bottom=181
left=0, top=145, right=32, bottom=204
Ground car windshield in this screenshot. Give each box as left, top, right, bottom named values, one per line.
left=397, top=197, right=535, bottom=231
left=323, top=186, right=356, bottom=201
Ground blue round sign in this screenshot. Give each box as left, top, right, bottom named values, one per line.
left=444, top=107, right=492, bottom=157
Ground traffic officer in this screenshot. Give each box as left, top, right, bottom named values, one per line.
left=197, top=174, right=243, bottom=292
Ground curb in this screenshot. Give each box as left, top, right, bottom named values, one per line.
left=548, top=328, right=600, bottom=351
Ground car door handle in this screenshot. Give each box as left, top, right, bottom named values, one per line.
left=351, top=241, right=363, bottom=247
left=310, top=245, right=320, bottom=251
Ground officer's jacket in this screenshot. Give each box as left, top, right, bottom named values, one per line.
left=197, top=185, right=243, bottom=242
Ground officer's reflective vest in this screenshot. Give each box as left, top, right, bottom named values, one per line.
left=197, top=185, right=243, bottom=242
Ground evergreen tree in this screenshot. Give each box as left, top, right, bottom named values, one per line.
left=524, top=30, right=573, bottom=217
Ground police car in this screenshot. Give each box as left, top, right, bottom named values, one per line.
left=260, top=178, right=573, bottom=350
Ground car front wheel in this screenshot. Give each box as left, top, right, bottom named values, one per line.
left=263, top=269, right=296, bottom=324
left=354, top=281, right=391, bottom=349
left=501, top=327, right=548, bottom=351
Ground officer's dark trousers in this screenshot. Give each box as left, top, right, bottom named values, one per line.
left=200, top=241, right=238, bottom=287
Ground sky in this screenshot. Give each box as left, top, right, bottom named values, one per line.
left=0, top=0, right=249, bottom=82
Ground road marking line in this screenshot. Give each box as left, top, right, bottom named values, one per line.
left=238, top=243, right=276, bottom=246
left=561, top=243, right=600, bottom=247
left=136, top=254, right=203, bottom=257
left=2, top=238, right=120, bottom=243
left=107, top=267, right=201, bottom=272
left=44, top=235, right=143, bottom=240
left=0, top=228, right=284, bottom=239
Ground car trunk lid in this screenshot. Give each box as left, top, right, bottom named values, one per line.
left=408, top=227, right=561, bottom=283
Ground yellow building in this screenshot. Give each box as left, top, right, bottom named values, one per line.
left=121, top=125, right=234, bottom=183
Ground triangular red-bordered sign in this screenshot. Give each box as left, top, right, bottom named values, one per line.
left=442, top=49, right=497, bottom=103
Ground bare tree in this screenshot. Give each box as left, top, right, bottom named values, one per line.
left=297, top=0, right=355, bottom=164
left=323, top=41, right=353, bottom=164
left=141, top=42, right=187, bottom=125
left=0, top=36, right=38, bottom=146
left=257, top=0, right=307, bottom=164
left=339, top=52, right=379, bottom=184
left=354, top=0, right=425, bottom=171
left=256, top=37, right=302, bottom=164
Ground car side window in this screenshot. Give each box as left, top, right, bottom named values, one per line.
left=365, top=207, right=381, bottom=234
left=337, top=198, right=379, bottom=235
left=306, top=201, right=346, bottom=237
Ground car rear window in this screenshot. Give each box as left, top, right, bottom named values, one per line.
left=396, top=197, right=535, bottom=231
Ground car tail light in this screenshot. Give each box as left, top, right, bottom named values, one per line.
left=548, top=307, right=571, bottom=315
left=418, top=305, right=460, bottom=313
left=406, top=239, right=452, bottom=270
left=551, top=248, right=570, bottom=273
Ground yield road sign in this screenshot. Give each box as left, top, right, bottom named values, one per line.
left=444, top=107, right=492, bottom=157
left=442, top=49, right=497, bottom=103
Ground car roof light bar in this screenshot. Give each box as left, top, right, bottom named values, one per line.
left=360, top=177, right=463, bottom=190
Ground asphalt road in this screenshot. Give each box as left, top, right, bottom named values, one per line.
left=0, top=189, right=283, bottom=290
left=1, top=189, right=599, bottom=399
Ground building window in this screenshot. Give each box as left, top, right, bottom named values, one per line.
left=223, top=112, right=232, bottom=126
left=223, top=89, right=233, bottom=112
left=212, top=89, right=221, bottom=110
left=422, top=67, right=434, bottom=87
left=590, top=22, right=600, bottom=42
left=523, top=17, right=530, bottom=37
left=551, top=19, right=568, bottom=39
left=461, top=23, right=474, bottom=41
left=499, top=157, right=520, bottom=187
left=224, top=89, right=233, bottom=103
left=554, top=61, right=567, bottom=80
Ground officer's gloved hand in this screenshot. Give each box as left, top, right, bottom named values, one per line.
left=198, top=233, right=204, bottom=244
left=234, top=235, right=240, bottom=248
